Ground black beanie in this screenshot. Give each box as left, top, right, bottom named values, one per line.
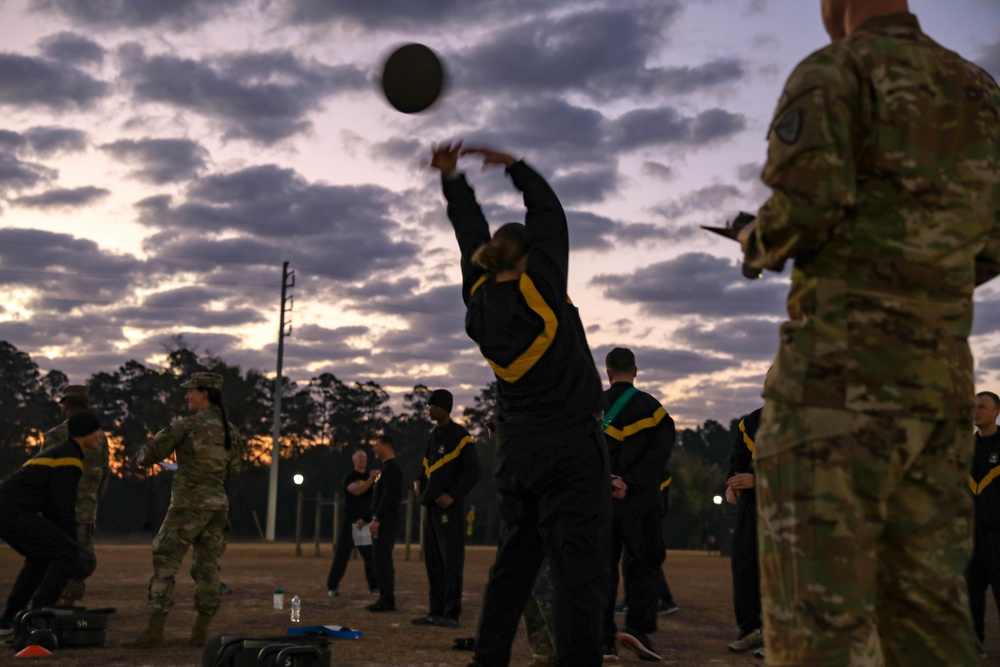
left=68, top=411, right=102, bottom=438
left=428, top=389, right=453, bottom=412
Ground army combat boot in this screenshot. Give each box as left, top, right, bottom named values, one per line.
left=188, top=612, right=213, bottom=647
left=125, top=612, right=167, bottom=648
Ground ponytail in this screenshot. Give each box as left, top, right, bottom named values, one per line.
left=204, top=387, right=232, bottom=450
left=472, top=222, right=527, bottom=273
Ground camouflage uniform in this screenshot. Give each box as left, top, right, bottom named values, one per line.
left=41, top=421, right=110, bottom=604
left=136, top=375, right=243, bottom=618
left=522, top=560, right=556, bottom=665
left=743, top=12, right=1000, bottom=667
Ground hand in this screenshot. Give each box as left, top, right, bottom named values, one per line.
left=430, top=141, right=463, bottom=173
left=370, top=520, right=380, bottom=539
left=725, top=486, right=738, bottom=505
left=435, top=493, right=454, bottom=508
left=727, top=473, right=755, bottom=491
left=355, top=519, right=365, bottom=528
left=610, top=476, right=627, bottom=500
left=369, top=469, right=379, bottom=480
left=460, top=146, right=515, bottom=168
left=736, top=218, right=758, bottom=252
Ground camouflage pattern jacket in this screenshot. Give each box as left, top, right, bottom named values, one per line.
left=137, top=405, right=243, bottom=511
left=42, top=422, right=111, bottom=525
left=744, top=12, right=1000, bottom=420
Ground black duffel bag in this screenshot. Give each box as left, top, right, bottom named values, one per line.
left=203, top=633, right=332, bottom=667
left=10, top=606, right=115, bottom=651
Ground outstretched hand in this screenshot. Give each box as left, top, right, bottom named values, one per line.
left=430, top=141, right=463, bottom=173
left=460, top=146, right=515, bottom=168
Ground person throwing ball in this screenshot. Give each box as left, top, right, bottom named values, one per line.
left=432, top=142, right=611, bottom=667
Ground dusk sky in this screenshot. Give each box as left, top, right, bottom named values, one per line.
left=1, top=0, right=999, bottom=428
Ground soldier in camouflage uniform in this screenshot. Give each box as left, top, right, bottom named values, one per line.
left=127, top=372, right=243, bottom=649
left=737, top=1, right=1000, bottom=665
left=40, top=385, right=111, bottom=606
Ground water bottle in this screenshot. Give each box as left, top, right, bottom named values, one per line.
left=273, top=588, right=284, bottom=610
left=290, top=595, right=301, bottom=623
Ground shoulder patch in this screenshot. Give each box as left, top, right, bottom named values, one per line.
left=774, top=107, right=804, bottom=145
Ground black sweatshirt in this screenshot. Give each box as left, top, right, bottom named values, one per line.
left=0, top=439, right=83, bottom=538
left=443, top=160, right=603, bottom=436
left=603, top=382, right=675, bottom=517
left=416, top=421, right=481, bottom=507
left=970, top=430, right=1000, bottom=528
left=728, top=408, right=763, bottom=508
left=368, top=458, right=402, bottom=525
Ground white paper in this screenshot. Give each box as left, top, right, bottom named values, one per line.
left=352, top=522, right=372, bottom=546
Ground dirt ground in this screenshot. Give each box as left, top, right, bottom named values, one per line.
left=2, top=542, right=999, bottom=666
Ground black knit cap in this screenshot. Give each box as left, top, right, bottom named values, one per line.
left=428, top=389, right=453, bottom=412
left=67, top=411, right=102, bottom=438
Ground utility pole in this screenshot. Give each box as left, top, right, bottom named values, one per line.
left=267, top=261, right=294, bottom=542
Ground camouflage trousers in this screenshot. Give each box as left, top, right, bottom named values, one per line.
left=755, top=402, right=977, bottom=667
left=146, top=507, right=229, bottom=617
left=523, top=559, right=556, bottom=664
left=58, top=522, right=95, bottom=604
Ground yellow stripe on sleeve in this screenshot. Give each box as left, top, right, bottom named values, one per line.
left=424, top=436, right=474, bottom=478
left=483, top=274, right=558, bottom=383
left=739, top=419, right=756, bottom=460
left=972, top=466, right=1000, bottom=495
left=604, top=407, right=667, bottom=442
left=24, top=457, right=83, bottom=471
left=659, top=476, right=672, bottom=491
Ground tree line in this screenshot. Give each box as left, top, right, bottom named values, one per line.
left=0, top=339, right=749, bottom=549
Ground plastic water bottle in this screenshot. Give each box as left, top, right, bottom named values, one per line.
left=273, top=588, right=284, bottom=610
left=290, top=595, right=301, bottom=623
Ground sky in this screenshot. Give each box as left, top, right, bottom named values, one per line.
left=0, top=0, right=999, bottom=428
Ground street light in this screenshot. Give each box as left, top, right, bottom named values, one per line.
left=713, top=495, right=723, bottom=505
left=293, top=474, right=304, bottom=486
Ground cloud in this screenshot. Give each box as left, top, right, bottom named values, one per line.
left=134, top=163, right=420, bottom=281
left=0, top=153, right=55, bottom=194
left=24, top=126, right=89, bottom=157
left=977, top=36, right=1000, bottom=79
left=101, top=138, right=208, bottom=183
left=549, top=167, right=619, bottom=205
left=118, top=45, right=368, bottom=144
left=0, top=227, right=144, bottom=311
left=11, top=186, right=110, bottom=209
left=654, top=183, right=743, bottom=219
left=38, top=32, right=104, bottom=65
left=641, top=161, right=675, bottom=181
left=611, top=107, right=746, bottom=151
left=32, top=0, right=240, bottom=30
left=591, top=343, right=737, bottom=380
left=673, top=317, right=781, bottom=361
left=0, top=53, right=108, bottom=111
left=590, top=252, right=788, bottom=318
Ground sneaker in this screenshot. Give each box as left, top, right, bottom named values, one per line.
left=328, top=588, right=340, bottom=597
left=729, top=627, right=763, bottom=653
left=369, top=586, right=380, bottom=595
left=602, top=641, right=619, bottom=662
left=220, top=582, right=234, bottom=594
left=754, top=647, right=765, bottom=659
left=613, top=603, right=628, bottom=614
left=367, top=600, right=397, bottom=613
left=0, top=618, right=12, bottom=638
left=434, top=616, right=460, bottom=628
left=411, top=615, right=442, bottom=626
left=657, top=601, right=680, bottom=615
left=616, top=628, right=661, bottom=662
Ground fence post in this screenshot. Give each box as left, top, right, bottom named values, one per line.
left=404, top=490, right=414, bottom=561
left=332, top=493, right=341, bottom=553
left=295, top=489, right=303, bottom=557
left=314, top=492, right=322, bottom=556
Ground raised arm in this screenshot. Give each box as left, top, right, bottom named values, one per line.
left=433, top=142, right=492, bottom=302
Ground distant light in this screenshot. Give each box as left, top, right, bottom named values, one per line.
left=712, top=495, right=723, bottom=505
left=293, top=474, right=304, bottom=486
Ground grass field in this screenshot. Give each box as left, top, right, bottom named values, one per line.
left=1, top=542, right=998, bottom=665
